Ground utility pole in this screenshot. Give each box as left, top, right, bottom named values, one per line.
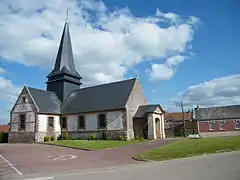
left=181, top=101, right=186, bottom=137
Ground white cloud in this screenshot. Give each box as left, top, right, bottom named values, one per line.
left=172, top=75, right=240, bottom=108
left=166, top=55, right=186, bottom=66
left=148, top=55, right=187, bottom=80
left=0, top=0, right=199, bottom=86
left=156, top=9, right=180, bottom=23
left=148, top=63, right=174, bottom=80
left=0, top=76, right=21, bottom=123
left=0, top=67, right=6, bottom=74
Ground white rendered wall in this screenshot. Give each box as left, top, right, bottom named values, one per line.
left=65, top=110, right=124, bottom=131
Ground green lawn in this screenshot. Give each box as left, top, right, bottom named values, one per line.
left=46, top=140, right=146, bottom=150
left=136, top=136, right=240, bottom=161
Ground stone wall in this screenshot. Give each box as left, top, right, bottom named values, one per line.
left=8, top=132, right=35, bottom=143
left=9, top=87, right=38, bottom=143
left=125, top=78, right=147, bottom=140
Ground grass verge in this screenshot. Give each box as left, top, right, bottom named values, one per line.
left=135, top=136, right=240, bottom=161
left=46, top=139, right=146, bottom=150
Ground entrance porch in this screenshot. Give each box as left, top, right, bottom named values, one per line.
left=133, top=104, right=165, bottom=140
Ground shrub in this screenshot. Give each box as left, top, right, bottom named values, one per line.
left=139, top=137, right=145, bottom=141
left=119, top=135, right=125, bottom=141
left=51, top=136, right=56, bottom=141
left=58, top=132, right=72, bottom=140
left=90, top=135, right=97, bottom=140
left=101, top=130, right=107, bottom=140
left=71, top=137, right=77, bottom=140
left=135, top=136, right=140, bottom=140
left=44, top=136, right=50, bottom=142
left=0, top=132, right=8, bottom=143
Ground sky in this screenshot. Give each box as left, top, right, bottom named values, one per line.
left=0, top=0, right=239, bottom=124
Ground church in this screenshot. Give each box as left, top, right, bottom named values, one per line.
left=8, top=19, right=165, bottom=143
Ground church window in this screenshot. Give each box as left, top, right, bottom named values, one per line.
left=61, top=117, right=67, bottom=129
left=48, top=117, right=54, bottom=128
left=78, top=116, right=85, bottom=130
left=19, top=114, right=26, bottom=130
left=22, top=96, right=26, bottom=103
left=98, top=114, right=106, bottom=129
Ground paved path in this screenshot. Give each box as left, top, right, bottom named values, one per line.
left=0, top=139, right=176, bottom=178
left=9, top=151, right=240, bottom=180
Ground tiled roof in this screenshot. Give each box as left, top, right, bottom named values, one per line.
left=0, top=125, right=9, bottom=132
left=195, top=105, right=240, bottom=120
left=165, top=112, right=192, bottom=122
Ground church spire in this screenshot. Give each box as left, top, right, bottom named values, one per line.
left=46, top=15, right=82, bottom=102
left=48, top=17, right=81, bottom=78
left=66, top=8, right=69, bottom=23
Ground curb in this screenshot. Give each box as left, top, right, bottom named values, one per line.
left=37, top=143, right=95, bottom=151
left=132, top=156, right=151, bottom=162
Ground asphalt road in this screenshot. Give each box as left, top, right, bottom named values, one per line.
left=7, top=151, right=240, bottom=180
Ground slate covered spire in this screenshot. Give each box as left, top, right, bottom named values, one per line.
left=47, top=19, right=81, bottom=78
left=46, top=17, right=82, bottom=102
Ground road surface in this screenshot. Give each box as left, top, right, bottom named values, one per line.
left=5, top=151, right=240, bottom=180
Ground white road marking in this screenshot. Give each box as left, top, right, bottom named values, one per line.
left=24, top=177, right=54, bottom=180
left=0, top=154, right=23, bottom=175
left=52, top=155, right=77, bottom=161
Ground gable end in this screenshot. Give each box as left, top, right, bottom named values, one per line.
left=10, top=86, right=39, bottom=114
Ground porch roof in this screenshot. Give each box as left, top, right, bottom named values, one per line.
left=133, top=104, right=164, bottom=118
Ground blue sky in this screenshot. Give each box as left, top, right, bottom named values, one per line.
left=0, top=0, right=240, bottom=123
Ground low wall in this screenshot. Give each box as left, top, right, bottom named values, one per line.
left=8, top=132, right=35, bottom=143
left=200, top=131, right=240, bottom=138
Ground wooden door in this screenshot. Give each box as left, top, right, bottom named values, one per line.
left=155, top=118, right=160, bottom=138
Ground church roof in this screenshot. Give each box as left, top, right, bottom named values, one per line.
left=27, top=87, right=61, bottom=114
left=133, top=104, right=164, bottom=118
left=47, top=21, right=81, bottom=79
left=61, top=78, right=137, bottom=114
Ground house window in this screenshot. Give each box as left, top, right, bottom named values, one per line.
left=61, top=117, right=67, bottom=129
left=219, top=122, right=225, bottom=130
left=209, top=121, right=215, bottom=130
left=48, top=117, right=54, bottom=128
left=78, top=116, right=85, bottom=130
left=235, top=121, right=240, bottom=129
left=22, top=97, right=26, bottom=103
left=19, top=114, right=26, bottom=130
left=98, top=114, right=106, bottom=129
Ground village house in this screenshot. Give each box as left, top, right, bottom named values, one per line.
left=0, top=125, right=9, bottom=133
left=8, top=19, right=166, bottom=143
left=164, top=111, right=197, bottom=137
left=194, top=105, right=240, bottom=137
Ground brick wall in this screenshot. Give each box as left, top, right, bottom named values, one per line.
left=198, top=119, right=240, bottom=137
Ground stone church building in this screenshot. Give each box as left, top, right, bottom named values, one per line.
left=8, top=20, right=165, bottom=143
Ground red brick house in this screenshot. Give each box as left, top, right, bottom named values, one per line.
left=0, top=125, right=9, bottom=133
left=194, top=105, right=240, bottom=137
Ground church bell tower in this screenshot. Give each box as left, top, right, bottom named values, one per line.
left=46, top=18, right=82, bottom=102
